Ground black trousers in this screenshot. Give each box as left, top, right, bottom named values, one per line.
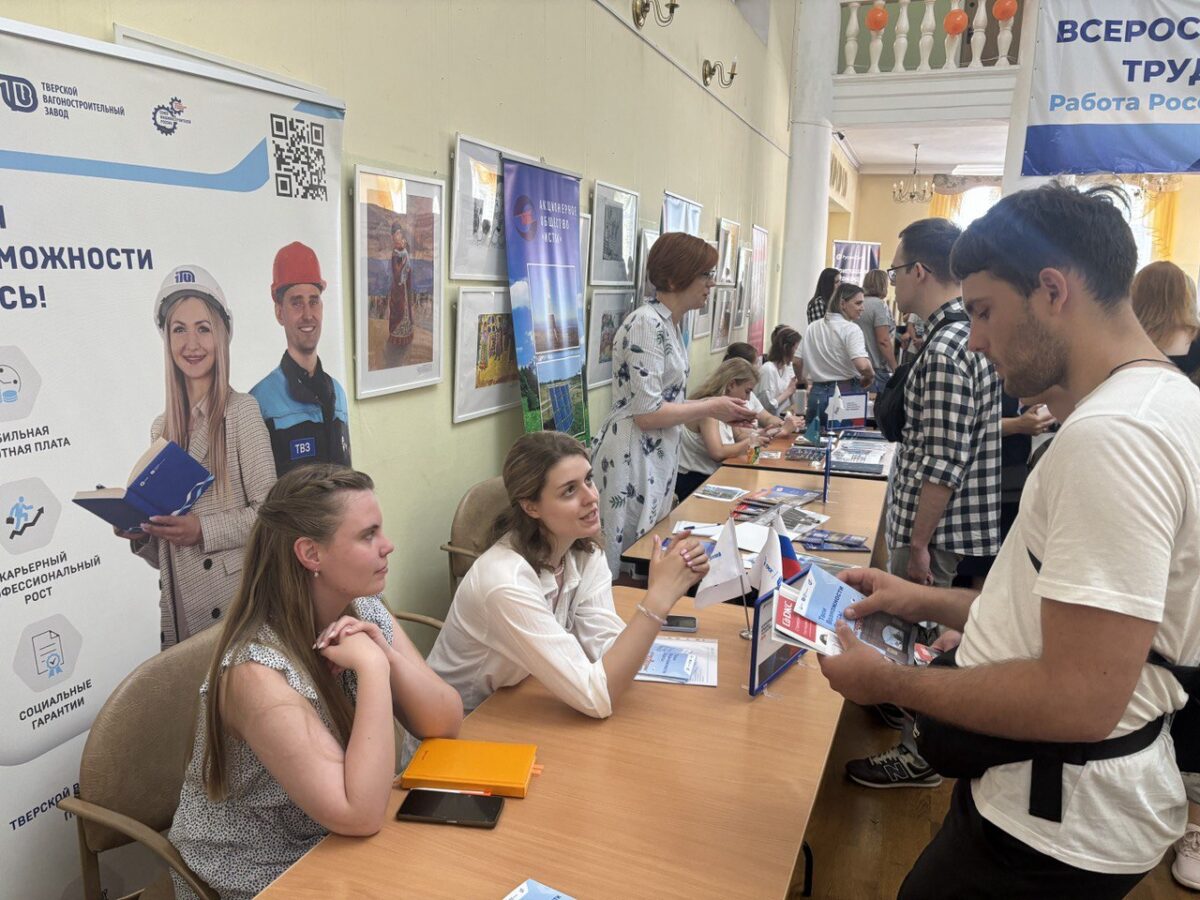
left=897, top=780, right=1149, bottom=900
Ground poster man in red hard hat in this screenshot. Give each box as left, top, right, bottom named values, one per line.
left=250, top=242, right=351, bottom=474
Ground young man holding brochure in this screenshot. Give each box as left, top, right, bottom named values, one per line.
left=818, top=184, right=1200, bottom=897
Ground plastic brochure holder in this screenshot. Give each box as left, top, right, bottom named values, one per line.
left=747, top=566, right=809, bottom=697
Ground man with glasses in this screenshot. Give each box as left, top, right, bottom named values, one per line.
left=844, top=217, right=1001, bottom=790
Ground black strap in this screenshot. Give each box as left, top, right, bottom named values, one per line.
left=908, top=311, right=969, bottom=371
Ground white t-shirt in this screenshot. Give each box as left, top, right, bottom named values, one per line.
left=425, top=536, right=624, bottom=718
left=746, top=391, right=765, bottom=415
left=958, top=367, right=1200, bottom=874
left=756, top=361, right=794, bottom=414
left=677, top=420, right=735, bottom=475
left=800, top=313, right=869, bottom=383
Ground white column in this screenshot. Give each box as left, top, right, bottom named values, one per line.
left=1002, top=0, right=1050, bottom=194
left=892, top=0, right=911, bottom=73
left=868, top=1, right=886, bottom=73
left=780, top=0, right=839, bottom=330
left=844, top=2, right=861, bottom=74
left=968, top=0, right=988, bottom=68
left=917, top=0, right=936, bottom=72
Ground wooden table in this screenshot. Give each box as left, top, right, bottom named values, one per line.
left=259, top=588, right=845, bottom=899
left=621, top=465, right=889, bottom=570
left=721, top=436, right=896, bottom=482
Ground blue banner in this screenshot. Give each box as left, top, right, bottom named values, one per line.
left=1024, top=1, right=1200, bottom=174
left=502, top=158, right=589, bottom=442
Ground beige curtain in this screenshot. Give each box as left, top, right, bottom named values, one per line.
left=1147, top=189, right=1179, bottom=261
left=929, top=191, right=963, bottom=221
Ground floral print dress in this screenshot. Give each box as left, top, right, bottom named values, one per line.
left=592, top=299, right=689, bottom=575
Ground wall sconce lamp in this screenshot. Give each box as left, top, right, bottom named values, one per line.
left=702, top=58, right=737, bottom=88
left=632, top=0, right=679, bottom=29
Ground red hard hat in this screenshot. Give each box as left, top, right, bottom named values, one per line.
left=271, top=242, right=326, bottom=299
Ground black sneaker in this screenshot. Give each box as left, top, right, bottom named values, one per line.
left=874, top=703, right=907, bottom=730
left=845, top=743, right=942, bottom=789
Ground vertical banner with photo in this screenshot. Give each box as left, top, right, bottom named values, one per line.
left=502, top=158, right=589, bottom=443
left=832, top=240, right=880, bottom=290
left=0, top=20, right=344, bottom=898
left=748, top=226, right=770, bottom=353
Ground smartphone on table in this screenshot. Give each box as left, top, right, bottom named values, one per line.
left=662, top=615, right=698, bottom=633
left=395, top=789, right=505, bottom=828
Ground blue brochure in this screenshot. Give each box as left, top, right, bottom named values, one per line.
left=503, top=880, right=576, bottom=900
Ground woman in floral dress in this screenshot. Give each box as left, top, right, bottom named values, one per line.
left=591, top=233, right=756, bottom=575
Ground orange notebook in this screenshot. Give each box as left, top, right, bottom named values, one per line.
left=400, top=738, right=539, bottom=799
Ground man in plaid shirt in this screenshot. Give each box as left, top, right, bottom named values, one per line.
left=844, top=217, right=1001, bottom=791
left=885, top=218, right=1001, bottom=587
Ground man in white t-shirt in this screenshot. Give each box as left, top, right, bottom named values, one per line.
left=818, top=183, right=1200, bottom=897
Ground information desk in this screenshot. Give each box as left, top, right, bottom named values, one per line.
left=621, top=465, right=889, bottom=570
left=721, top=435, right=896, bottom=482
left=259, top=588, right=845, bottom=900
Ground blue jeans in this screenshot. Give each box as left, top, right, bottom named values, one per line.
left=871, top=369, right=892, bottom=395
left=805, top=380, right=860, bottom=429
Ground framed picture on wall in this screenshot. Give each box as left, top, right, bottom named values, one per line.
left=710, top=286, right=737, bottom=354
left=354, top=165, right=444, bottom=399
left=734, top=246, right=752, bottom=328
left=662, top=190, right=703, bottom=236
left=449, top=134, right=537, bottom=281
left=716, top=217, right=741, bottom=286
left=579, top=212, right=591, bottom=290
left=637, top=227, right=659, bottom=304
left=692, top=239, right=720, bottom=338
left=453, top=287, right=521, bottom=423
left=590, top=181, right=639, bottom=286
left=586, top=289, right=636, bottom=387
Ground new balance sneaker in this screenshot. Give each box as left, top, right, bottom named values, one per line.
left=845, top=743, right=942, bottom=789
left=874, top=703, right=907, bottom=730
left=1172, top=823, right=1200, bottom=890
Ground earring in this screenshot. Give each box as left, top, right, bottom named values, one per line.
left=313, top=570, right=320, bottom=579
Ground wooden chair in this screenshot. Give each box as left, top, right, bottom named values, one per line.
left=439, top=476, right=509, bottom=596
left=59, top=627, right=220, bottom=900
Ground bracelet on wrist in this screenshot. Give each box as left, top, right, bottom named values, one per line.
left=635, top=602, right=667, bottom=626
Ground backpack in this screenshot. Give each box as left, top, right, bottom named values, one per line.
left=874, top=312, right=969, bottom=442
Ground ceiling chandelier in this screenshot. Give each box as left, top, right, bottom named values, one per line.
left=1127, top=172, right=1183, bottom=198
left=893, top=143, right=935, bottom=204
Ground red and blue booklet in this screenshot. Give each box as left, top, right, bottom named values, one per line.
left=73, top=437, right=213, bottom=532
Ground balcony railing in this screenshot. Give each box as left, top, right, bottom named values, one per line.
left=838, top=0, right=1019, bottom=76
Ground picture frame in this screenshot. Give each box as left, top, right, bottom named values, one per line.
left=354, top=165, right=444, bottom=399
left=662, top=190, right=703, bottom=236
left=579, top=212, right=591, bottom=290
left=691, top=240, right=719, bottom=338
left=637, top=227, right=659, bottom=304
left=734, top=246, right=752, bottom=328
left=586, top=289, right=636, bottom=387
left=716, top=217, right=741, bottom=286
left=710, top=286, right=737, bottom=354
left=449, top=134, right=536, bottom=281
left=590, top=181, right=639, bottom=286
left=452, top=287, right=521, bottom=423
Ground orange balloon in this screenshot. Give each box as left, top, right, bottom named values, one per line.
left=866, top=6, right=889, bottom=31
left=944, top=9, right=969, bottom=35
left=993, top=0, right=1018, bottom=21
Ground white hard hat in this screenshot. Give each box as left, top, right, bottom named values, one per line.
left=154, top=265, right=233, bottom=336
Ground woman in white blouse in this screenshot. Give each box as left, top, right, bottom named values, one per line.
left=425, top=431, right=710, bottom=720
left=756, top=325, right=801, bottom=415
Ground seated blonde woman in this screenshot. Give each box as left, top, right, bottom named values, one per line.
left=675, top=358, right=790, bottom=500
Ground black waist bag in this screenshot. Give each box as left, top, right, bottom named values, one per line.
left=914, top=645, right=1180, bottom=822
left=874, top=312, right=969, bottom=442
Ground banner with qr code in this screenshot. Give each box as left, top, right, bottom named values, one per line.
left=0, top=20, right=344, bottom=898
left=502, top=158, right=589, bottom=444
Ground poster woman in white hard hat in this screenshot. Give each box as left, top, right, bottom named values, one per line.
left=117, top=265, right=277, bottom=648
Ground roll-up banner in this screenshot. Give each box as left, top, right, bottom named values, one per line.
left=502, top=157, right=590, bottom=444
left=0, top=18, right=344, bottom=896
left=1024, top=1, right=1200, bottom=174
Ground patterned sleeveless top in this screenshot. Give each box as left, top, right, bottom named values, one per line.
left=169, top=597, right=395, bottom=900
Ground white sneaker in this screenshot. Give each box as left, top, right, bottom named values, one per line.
left=1172, top=823, right=1200, bottom=890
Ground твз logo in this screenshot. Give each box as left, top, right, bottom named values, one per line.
left=0, top=74, right=37, bottom=113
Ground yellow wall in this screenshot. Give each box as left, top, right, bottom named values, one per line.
left=1169, top=177, right=1200, bottom=279
left=1, top=0, right=798, bottom=646
left=849, top=175, right=933, bottom=269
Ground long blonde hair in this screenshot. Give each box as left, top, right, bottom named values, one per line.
left=161, top=294, right=232, bottom=495
left=202, top=465, right=374, bottom=801
left=691, top=358, right=758, bottom=400
left=1131, top=260, right=1199, bottom=349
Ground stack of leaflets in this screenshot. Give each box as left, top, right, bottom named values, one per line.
left=731, top=485, right=820, bottom=521
left=800, top=530, right=869, bottom=552
left=691, top=483, right=749, bottom=502
left=771, top=565, right=937, bottom=665
left=635, top=637, right=719, bottom=687
left=785, top=446, right=828, bottom=464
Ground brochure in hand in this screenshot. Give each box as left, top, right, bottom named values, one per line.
left=72, top=438, right=214, bottom=532
left=771, top=566, right=919, bottom=665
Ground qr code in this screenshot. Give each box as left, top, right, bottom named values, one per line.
left=270, top=114, right=328, bottom=201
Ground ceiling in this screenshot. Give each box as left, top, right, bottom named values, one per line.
left=838, top=122, right=1011, bottom=175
